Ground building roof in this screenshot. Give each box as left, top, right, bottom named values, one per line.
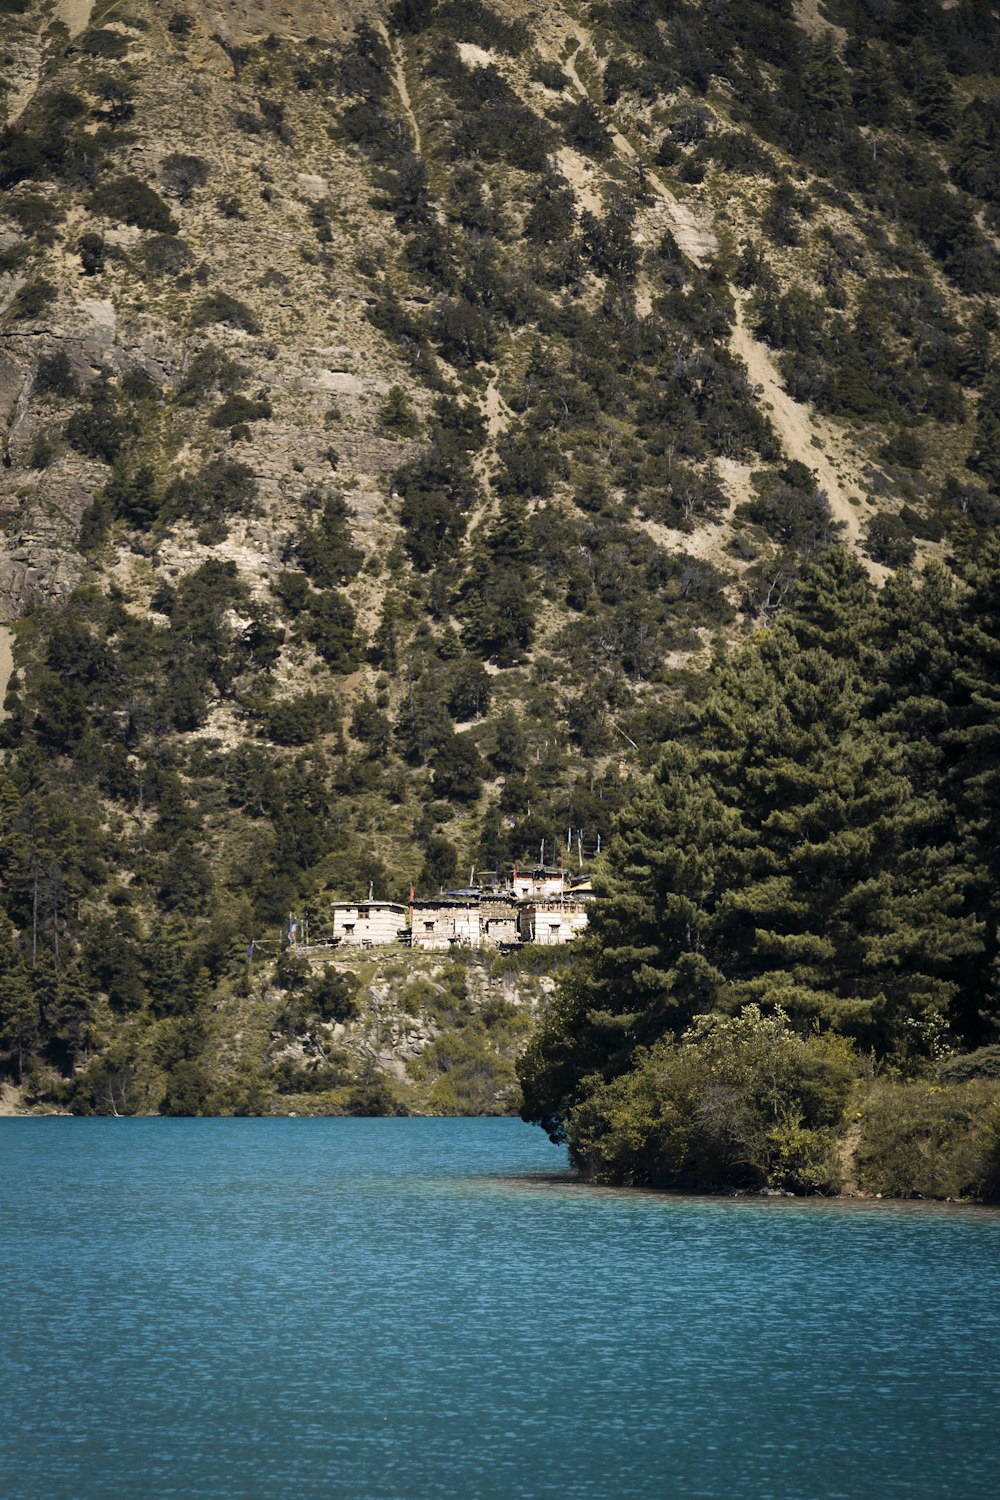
left=332, top=900, right=408, bottom=914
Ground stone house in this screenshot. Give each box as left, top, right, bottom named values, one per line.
left=511, top=865, right=568, bottom=901
left=518, top=898, right=590, bottom=947
left=479, top=897, right=521, bottom=947
left=332, top=901, right=409, bottom=948
left=409, top=898, right=481, bottom=951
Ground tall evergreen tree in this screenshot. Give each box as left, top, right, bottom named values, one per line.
left=521, top=548, right=986, bottom=1135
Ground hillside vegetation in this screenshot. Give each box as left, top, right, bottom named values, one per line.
left=1, top=0, right=999, bottom=1150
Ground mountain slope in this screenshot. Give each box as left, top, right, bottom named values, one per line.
left=1, top=0, right=999, bottom=1112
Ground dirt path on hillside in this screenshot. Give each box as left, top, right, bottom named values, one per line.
left=553, top=32, right=717, bottom=264
left=482, top=370, right=512, bottom=443
left=55, top=0, right=95, bottom=33
left=470, top=368, right=515, bottom=498
left=6, top=0, right=95, bottom=125
left=731, top=300, right=888, bottom=580
left=377, top=22, right=422, bottom=157
left=792, top=0, right=847, bottom=41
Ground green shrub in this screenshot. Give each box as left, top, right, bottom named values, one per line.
left=210, top=394, right=272, bottom=428
left=176, top=345, right=248, bottom=404
left=78, top=232, right=107, bottom=275
left=938, top=1045, right=1000, bottom=1083
left=862, top=513, right=916, bottom=568
left=417, top=1029, right=519, bottom=1115
left=532, top=60, right=568, bottom=90
left=4, top=193, right=62, bottom=241
left=309, top=966, right=360, bottom=1022
left=9, top=278, right=56, bottom=320
left=162, top=457, right=257, bottom=521
left=880, top=428, right=925, bottom=470
left=190, top=292, right=261, bottom=333
left=567, top=1006, right=858, bottom=1191
left=855, top=1079, right=1000, bottom=1200
left=0, top=244, right=27, bottom=275
left=142, top=234, right=192, bottom=277
left=380, top=384, right=420, bottom=434
left=89, top=176, right=177, bottom=232
left=34, top=350, right=79, bottom=398
left=27, top=431, right=57, bottom=469
left=264, top=692, right=336, bottom=746
left=160, top=152, right=210, bottom=201
left=80, top=28, right=129, bottom=58
left=292, top=495, right=364, bottom=588
left=65, top=385, right=135, bottom=463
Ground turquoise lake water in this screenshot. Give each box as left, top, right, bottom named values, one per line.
left=2, top=1117, right=999, bottom=1500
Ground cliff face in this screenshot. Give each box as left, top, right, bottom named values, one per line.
left=1, top=0, right=998, bottom=1111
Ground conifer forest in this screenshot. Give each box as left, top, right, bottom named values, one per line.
left=1, top=0, right=1000, bottom=1193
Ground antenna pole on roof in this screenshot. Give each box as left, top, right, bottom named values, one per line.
left=368, top=880, right=374, bottom=901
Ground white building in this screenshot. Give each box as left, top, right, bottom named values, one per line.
left=518, top=899, right=589, bottom=947
left=332, top=901, right=409, bottom=948
left=511, top=865, right=568, bottom=901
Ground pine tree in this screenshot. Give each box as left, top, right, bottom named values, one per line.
left=0, top=916, right=38, bottom=1084
left=519, top=739, right=743, bottom=1135
left=521, top=547, right=987, bottom=1134
left=946, top=537, right=1000, bottom=1040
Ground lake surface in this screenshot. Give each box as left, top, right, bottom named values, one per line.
left=2, top=1118, right=999, bottom=1500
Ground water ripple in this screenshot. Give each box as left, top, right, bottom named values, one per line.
left=2, top=1118, right=998, bottom=1500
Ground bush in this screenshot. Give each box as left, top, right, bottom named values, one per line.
left=141, top=234, right=192, bottom=277
left=938, top=1045, right=1000, bottom=1083
left=855, top=1079, right=1000, bottom=1200
left=567, top=1006, right=858, bottom=1192
left=210, top=394, right=272, bottom=428
left=191, top=292, right=261, bottom=333
left=162, top=457, right=257, bottom=522
left=9, top=278, right=56, bottom=320
left=65, top=386, right=134, bottom=464
left=34, top=350, right=79, bottom=398
left=78, top=232, right=106, bottom=275
left=160, top=152, right=210, bottom=201
left=89, top=176, right=177, bottom=232
left=80, top=28, right=128, bottom=58
left=264, top=692, right=336, bottom=746
left=309, top=966, right=360, bottom=1022
left=880, top=428, right=924, bottom=470
left=4, top=193, right=62, bottom=240
left=862, top=512, right=916, bottom=568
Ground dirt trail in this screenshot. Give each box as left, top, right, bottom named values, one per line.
left=471, top=368, right=515, bottom=494
left=555, top=31, right=716, bottom=264
left=481, top=370, right=513, bottom=444
left=837, top=1118, right=863, bottom=1195
left=792, top=0, right=847, bottom=40
left=6, top=0, right=95, bottom=125
left=377, top=22, right=422, bottom=157
left=55, top=0, right=96, bottom=33
left=731, top=300, right=887, bottom=581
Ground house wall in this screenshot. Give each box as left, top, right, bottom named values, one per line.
left=518, top=901, right=589, bottom=946
left=410, top=903, right=481, bottom=950
left=479, top=900, right=519, bottom=948
left=332, top=904, right=408, bottom=947
left=512, top=872, right=567, bottom=900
